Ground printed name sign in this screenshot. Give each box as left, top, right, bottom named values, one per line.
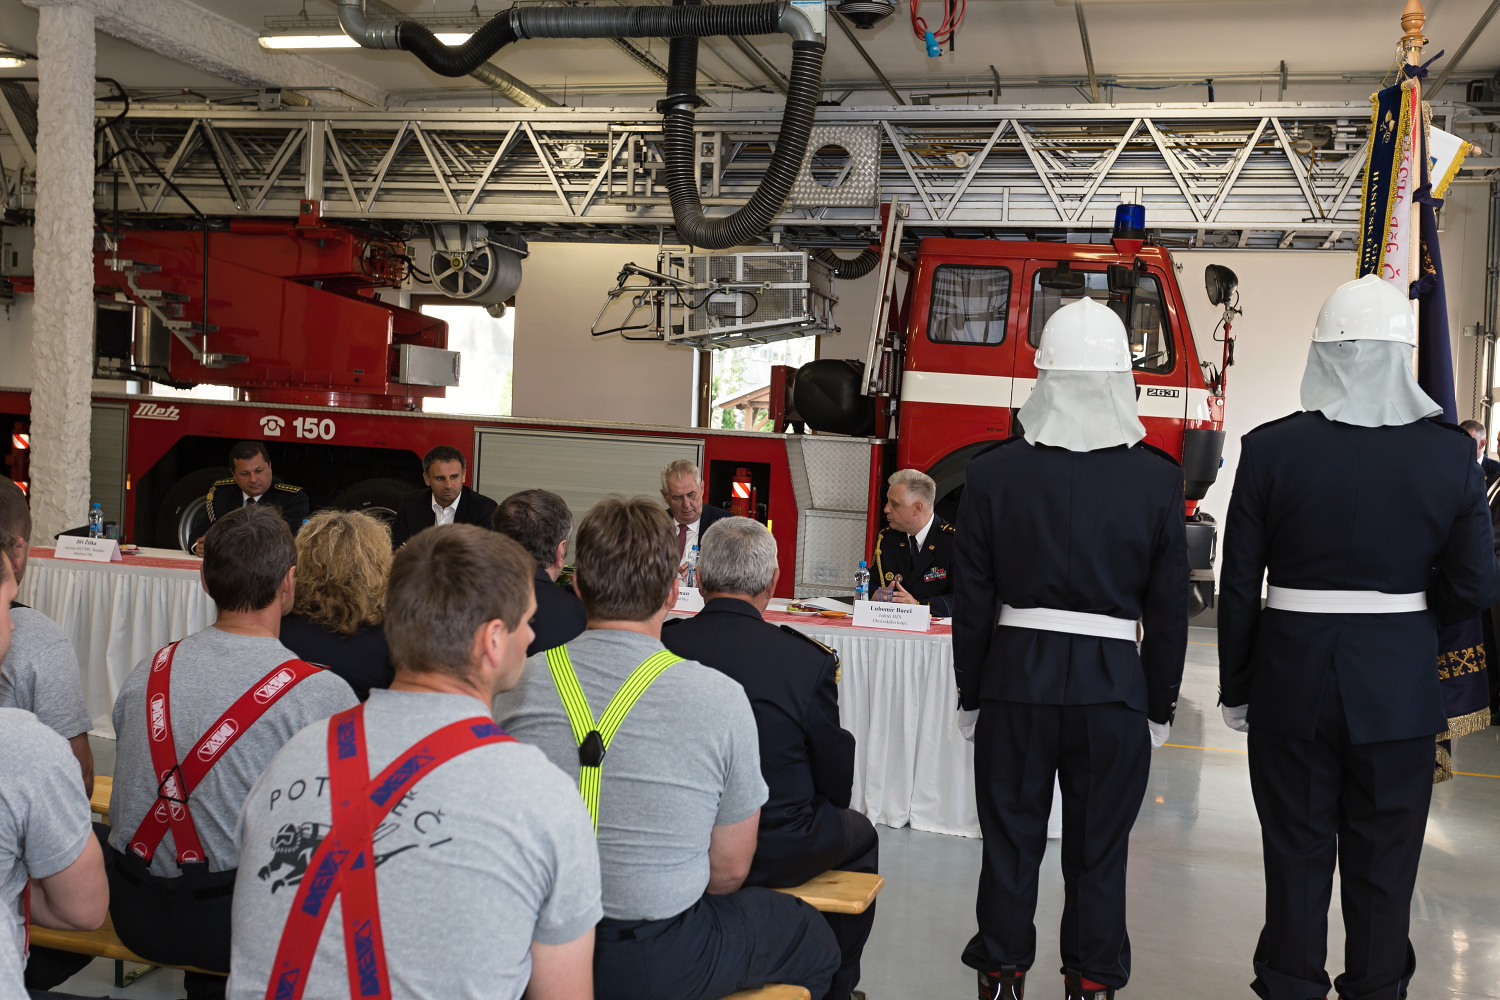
left=54, top=536, right=123, bottom=563
left=674, top=585, right=705, bottom=612
left=852, top=599, right=931, bottom=633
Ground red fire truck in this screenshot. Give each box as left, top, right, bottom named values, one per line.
left=0, top=202, right=1232, bottom=610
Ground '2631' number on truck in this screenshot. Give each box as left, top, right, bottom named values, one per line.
left=294, top=417, right=335, bottom=440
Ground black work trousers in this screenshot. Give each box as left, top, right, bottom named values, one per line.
left=1248, top=668, right=1433, bottom=1000
left=962, top=699, right=1150, bottom=990
left=104, top=843, right=233, bottom=1000
left=746, top=807, right=879, bottom=1000
left=593, top=887, right=840, bottom=1000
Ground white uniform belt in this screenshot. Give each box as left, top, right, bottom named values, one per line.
left=998, top=605, right=1138, bottom=641
left=1264, top=586, right=1427, bottom=614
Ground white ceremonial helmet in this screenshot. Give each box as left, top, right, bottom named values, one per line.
left=1311, top=274, right=1417, bottom=346
left=1034, top=296, right=1133, bottom=373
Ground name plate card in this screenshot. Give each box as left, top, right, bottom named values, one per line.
left=853, top=600, right=931, bottom=632
left=54, top=536, right=123, bottom=563
left=674, top=585, right=705, bottom=612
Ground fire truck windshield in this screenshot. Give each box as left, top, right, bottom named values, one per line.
left=1027, top=271, right=1174, bottom=374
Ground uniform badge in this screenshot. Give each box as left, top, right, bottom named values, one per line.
left=924, top=567, right=947, bottom=582
left=884, top=572, right=894, bottom=582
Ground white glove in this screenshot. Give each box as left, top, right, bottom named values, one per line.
left=957, top=708, right=979, bottom=742
left=1148, top=719, right=1170, bottom=748
left=1222, top=704, right=1250, bottom=733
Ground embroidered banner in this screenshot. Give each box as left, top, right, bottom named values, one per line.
left=1356, top=81, right=1415, bottom=282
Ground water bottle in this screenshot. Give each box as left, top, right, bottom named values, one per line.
left=87, top=503, right=103, bottom=539
left=854, top=560, right=870, bottom=602
left=685, top=544, right=700, bottom=587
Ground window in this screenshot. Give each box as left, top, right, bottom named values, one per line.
left=710, top=338, right=816, bottom=431
left=926, top=265, right=1011, bottom=345
left=419, top=303, right=514, bottom=416
left=1028, top=271, right=1173, bottom=373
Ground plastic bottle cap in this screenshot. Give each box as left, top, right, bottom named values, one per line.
left=859, top=561, right=867, bottom=567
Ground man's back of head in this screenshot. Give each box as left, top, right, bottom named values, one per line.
left=202, top=504, right=296, bottom=614
left=0, top=477, right=30, bottom=579
left=493, top=490, right=573, bottom=572
left=574, top=495, right=676, bottom=623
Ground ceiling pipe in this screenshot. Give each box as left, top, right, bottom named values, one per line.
left=1430, top=0, right=1500, bottom=95
left=1073, top=0, right=1100, bottom=102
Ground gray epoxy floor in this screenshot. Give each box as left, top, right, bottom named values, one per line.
left=60, top=627, right=1500, bottom=998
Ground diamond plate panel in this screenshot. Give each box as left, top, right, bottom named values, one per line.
left=788, top=125, right=881, bottom=208
left=799, top=510, right=868, bottom=589
left=801, top=437, right=873, bottom=511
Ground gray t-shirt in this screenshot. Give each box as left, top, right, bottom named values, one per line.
left=0, top=708, right=92, bottom=984
left=228, top=689, right=601, bottom=1000
left=0, top=606, right=92, bottom=740
left=493, top=628, right=767, bottom=921
left=108, top=626, right=358, bottom=877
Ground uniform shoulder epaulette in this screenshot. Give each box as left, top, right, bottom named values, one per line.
left=212, top=477, right=234, bottom=487
left=1138, top=442, right=1180, bottom=466
left=273, top=482, right=304, bottom=493
left=1433, top=419, right=1474, bottom=439
left=1243, top=411, right=1303, bottom=437
left=778, top=624, right=839, bottom=661
left=939, top=521, right=956, bottom=533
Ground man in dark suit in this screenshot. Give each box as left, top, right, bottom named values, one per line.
left=390, top=445, right=498, bottom=549
left=1220, top=276, right=1499, bottom=1000
left=663, top=516, right=874, bottom=1000
left=952, top=297, right=1188, bottom=1000
left=660, top=459, right=730, bottom=577
left=493, top=488, right=587, bottom=656
left=874, top=469, right=956, bottom=616
left=190, top=441, right=309, bottom=554
left=1460, top=418, right=1500, bottom=485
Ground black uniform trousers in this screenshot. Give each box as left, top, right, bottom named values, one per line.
left=104, top=842, right=234, bottom=1000
left=1248, top=668, right=1432, bottom=1000
left=962, top=699, right=1149, bottom=990
left=593, top=887, right=840, bottom=1000
left=746, top=807, right=879, bottom=1000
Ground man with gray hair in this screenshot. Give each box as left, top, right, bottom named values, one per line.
left=660, top=459, right=731, bottom=575
left=664, top=517, right=875, bottom=1000
left=875, top=468, right=957, bottom=615
left=494, top=489, right=587, bottom=655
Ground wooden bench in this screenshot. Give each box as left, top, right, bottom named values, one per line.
left=29, top=914, right=224, bottom=988
left=776, top=869, right=884, bottom=915
left=726, top=987, right=811, bottom=1000
left=89, top=775, right=111, bottom=824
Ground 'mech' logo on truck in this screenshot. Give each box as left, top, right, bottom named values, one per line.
left=254, top=668, right=297, bottom=705
left=197, top=720, right=239, bottom=761
left=134, top=402, right=180, bottom=421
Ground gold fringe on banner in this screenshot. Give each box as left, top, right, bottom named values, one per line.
left=1438, top=706, right=1491, bottom=742
left=1357, top=83, right=1414, bottom=279
left=1436, top=742, right=1453, bottom=784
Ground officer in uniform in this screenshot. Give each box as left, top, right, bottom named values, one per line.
left=1219, top=276, right=1499, bottom=1000
left=190, top=440, right=309, bottom=554
left=664, top=516, right=876, bottom=1000
left=952, top=297, right=1188, bottom=1000
left=874, top=468, right=957, bottom=615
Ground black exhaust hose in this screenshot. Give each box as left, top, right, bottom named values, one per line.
left=815, top=248, right=880, bottom=279
left=394, top=17, right=521, bottom=77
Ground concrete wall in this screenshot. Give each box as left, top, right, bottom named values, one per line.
left=511, top=241, right=697, bottom=426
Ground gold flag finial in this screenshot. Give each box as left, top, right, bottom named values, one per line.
left=1401, top=0, right=1427, bottom=49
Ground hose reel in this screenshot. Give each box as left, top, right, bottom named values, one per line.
left=425, top=223, right=525, bottom=314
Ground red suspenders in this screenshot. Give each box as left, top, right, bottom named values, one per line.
left=128, top=640, right=322, bottom=864
left=265, top=704, right=515, bottom=1000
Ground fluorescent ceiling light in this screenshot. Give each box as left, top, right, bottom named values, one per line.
left=259, top=32, right=472, bottom=50
left=0, top=57, right=25, bottom=68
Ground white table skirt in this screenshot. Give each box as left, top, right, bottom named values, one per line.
left=18, top=552, right=216, bottom=737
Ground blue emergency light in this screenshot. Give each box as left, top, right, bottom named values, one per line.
left=1113, top=203, right=1146, bottom=241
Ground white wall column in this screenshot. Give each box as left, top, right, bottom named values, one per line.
left=27, top=1, right=96, bottom=543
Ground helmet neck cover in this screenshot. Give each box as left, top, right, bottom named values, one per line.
left=1017, top=369, right=1146, bottom=452
left=1299, top=340, right=1440, bottom=428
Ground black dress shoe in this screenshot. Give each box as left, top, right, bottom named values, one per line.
left=978, top=967, right=1026, bottom=999
left=1063, top=969, right=1114, bottom=1000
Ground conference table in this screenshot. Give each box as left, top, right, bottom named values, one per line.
left=19, top=551, right=981, bottom=838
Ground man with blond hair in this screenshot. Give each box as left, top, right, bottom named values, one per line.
left=495, top=495, right=838, bottom=1000
left=660, top=460, right=730, bottom=575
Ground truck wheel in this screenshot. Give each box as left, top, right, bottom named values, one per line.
left=156, top=468, right=229, bottom=551
left=334, top=478, right=417, bottom=526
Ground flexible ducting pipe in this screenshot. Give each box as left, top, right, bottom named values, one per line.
left=336, top=0, right=825, bottom=250
left=815, top=247, right=881, bottom=279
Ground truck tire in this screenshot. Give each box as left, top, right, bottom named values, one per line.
left=156, top=468, right=229, bottom=551
left=334, top=478, right=417, bottom=526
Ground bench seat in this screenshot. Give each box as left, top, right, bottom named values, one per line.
left=28, top=914, right=224, bottom=978
left=89, top=775, right=111, bottom=824
left=725, top=987, right=811, bottom=1000
left=776, top=870, right=884, bottom=915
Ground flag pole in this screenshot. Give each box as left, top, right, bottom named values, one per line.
left=1403, top=0, right=1426, bottom=335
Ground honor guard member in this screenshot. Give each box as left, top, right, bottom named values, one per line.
left=191, top=441, right=310, bottom=555
left=664, top=517, right=876, bottom=1000
left=1219, top=276, right=1499, bottom=1000
left=952, top=297, right=1189, bottom=1000
left=874, top=469, right=957, bottom=615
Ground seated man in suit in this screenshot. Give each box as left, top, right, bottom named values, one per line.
left=874, top=469, right=956, bottom=616
left=191, top=441, right=310, bottom=555
left=391, top=445, right=498, bottom=549
left=664, top=517, right=875, bottom=1000
left=494, top=489, right=588, bottom=655
left=660, top=459, right=730, bottom=578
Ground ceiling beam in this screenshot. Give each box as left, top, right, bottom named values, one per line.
left=20, top=0, right=385, bottom=108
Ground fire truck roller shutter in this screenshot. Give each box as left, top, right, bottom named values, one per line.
left=333, top=478, right=415, bottom=526
left=792, top=359, right=875, bottom=437
left=156, top=467, right=229, bottom=552
left=925, top=441, right=1006, bottom=526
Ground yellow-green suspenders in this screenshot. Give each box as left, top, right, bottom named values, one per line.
left=544, top=645, right=682, bottom=831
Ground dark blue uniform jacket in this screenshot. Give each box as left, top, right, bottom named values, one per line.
left=663, top=598, right=856, bottom=881
left=951, top=438, right=1190, bottom=722
left=527, top=567, right=587, bottom=657
left=1219, top=411, right=1499, bottom=744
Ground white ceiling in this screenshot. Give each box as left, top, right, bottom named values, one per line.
left=1, top=0, right=1498, bottom=105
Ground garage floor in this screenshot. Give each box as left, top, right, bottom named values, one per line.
left=57, top=627, right=1500, bottom=999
